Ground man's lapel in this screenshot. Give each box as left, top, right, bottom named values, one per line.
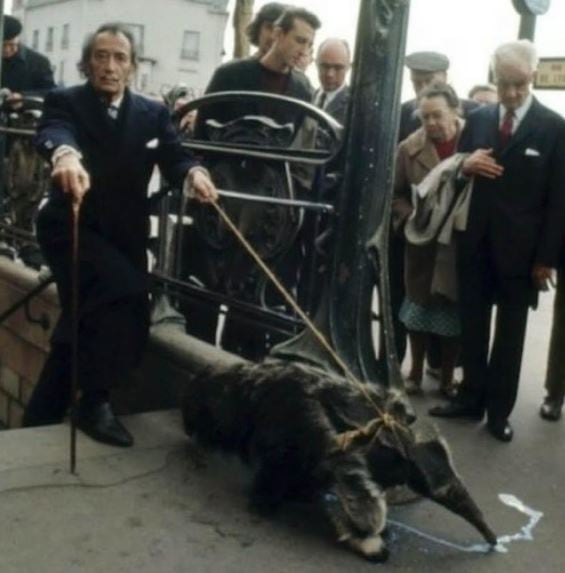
left=326, top=87, right=349, bottom=117
left=114, top=89, right=145, bottom=168
left=312, top=88, right=321, bottom=106
left=484, top=104, right=501, bottom=152
left=75, top=82, right=117, bottom=146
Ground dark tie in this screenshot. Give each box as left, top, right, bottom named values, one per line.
left=318, top=91, right=327, bottom=109
left=499, top=110, right=514, bottom=148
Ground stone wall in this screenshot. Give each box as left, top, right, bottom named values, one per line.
left=0, top=258, right=244, bottom=428
left=0, top=260, right=59, bottom=428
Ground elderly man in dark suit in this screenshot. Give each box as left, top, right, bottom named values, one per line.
left=22, top=23, right=217, bottom=447
left=313, top=38, right=351, bottom=125
left=429, top=40, right=565, bottom=442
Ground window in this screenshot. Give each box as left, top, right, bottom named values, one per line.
left=61, top=24, right=70, bottom=50
left=32, top=30, right=39, bottom=50
left=181, top=31, right=200, bottom=61
left=45, top=27, right=54, bottom=52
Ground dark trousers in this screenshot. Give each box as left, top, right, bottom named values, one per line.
left=545, top=270, right=565, bottom=402
left=457, top=233, right=530, bottom=421
left=23, top=295, right=148, bottom=426
left=23, top=205, right=149, bottom=426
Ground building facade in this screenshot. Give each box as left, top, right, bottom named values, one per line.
left=11, top=0, right=230, bottom=97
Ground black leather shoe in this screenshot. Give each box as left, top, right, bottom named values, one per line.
left=539, top=397, right=563, bottom=422
left=75, top=401, right=134, bottom=447
left=487, top=419, right=513, bottom=442
left=428, top=401, right=484, bottom=421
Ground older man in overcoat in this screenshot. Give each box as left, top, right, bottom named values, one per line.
left=22, top=23, right=216, bottom=446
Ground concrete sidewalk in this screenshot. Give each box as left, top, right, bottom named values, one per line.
left=0, top=293, right=563, bottom=573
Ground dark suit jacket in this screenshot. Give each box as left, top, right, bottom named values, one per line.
left=313, top=85, right=350, bottom=126
left=195, top=58, right=313, bottom=138
left=1, top=45, right=56, bottom=95
left=35, top=83, right=198, bottom=312
left=458, top=98, right=565, bottom=279
left=399, top=97, right=479, bottom=143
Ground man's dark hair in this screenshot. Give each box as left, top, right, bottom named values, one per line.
left=417, top=81, right=460, bottom=110
left=468, top=83, right=496, bottom=99
left=246, top=2, right=288, bottom=46
left=78, top=22, right=138, bottom=78
left=275, top=7, right=321, bottom=33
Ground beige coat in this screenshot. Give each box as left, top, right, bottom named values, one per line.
left=392, top=120, right=464, bottom=305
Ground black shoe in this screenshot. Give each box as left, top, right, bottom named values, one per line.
left=487, top=419, right=513, bottom=442
left=75, top=401, right=134, bottom=447
left=539, top=397, right=563, bottom=422
left=428, top=400, right=484, bottom=420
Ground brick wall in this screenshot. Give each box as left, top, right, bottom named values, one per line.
left=0, top=260, right=59, bottom=428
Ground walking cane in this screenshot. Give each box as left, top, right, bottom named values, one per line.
left=70, top=196, right=81, bottom=474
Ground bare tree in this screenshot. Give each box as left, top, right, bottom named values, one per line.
left=233, top=0, right=254, bottom=59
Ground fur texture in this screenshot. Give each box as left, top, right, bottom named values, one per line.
left=182, top=360, right=496, bottom=561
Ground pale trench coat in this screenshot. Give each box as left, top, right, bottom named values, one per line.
left=392, top=119, right=465, bottom=305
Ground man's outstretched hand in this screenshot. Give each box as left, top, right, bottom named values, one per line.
left=532, top=264, right=556, bottom=292
left=187, top=167, right=218, bottom=203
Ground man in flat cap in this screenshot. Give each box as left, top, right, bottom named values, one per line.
left=399, top=51, right=478, bottom=143
left=1, top=15, right=56, bottom=108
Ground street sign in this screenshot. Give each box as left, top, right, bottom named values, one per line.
left=512, top=0, right=551, bottom=16
left=535, top=58, right=565, bottom=90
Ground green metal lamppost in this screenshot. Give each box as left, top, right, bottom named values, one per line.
left=512, top=0, right=551, bottom=40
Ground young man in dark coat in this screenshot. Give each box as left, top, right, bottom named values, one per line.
left=429, top=40, right=565, bottom=442
left=190, top=7, right=319, bottom=357
left=195, top=7, right=318, bottom=137
left=22, top=23, right=217, bottom=447
left=1, top=15, right=55, bottom=106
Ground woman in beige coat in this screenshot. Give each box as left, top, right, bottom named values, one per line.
left=393, top=82, right=464, bottom=395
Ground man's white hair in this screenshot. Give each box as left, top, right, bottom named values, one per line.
left=490, top=40, right=538, bottom=78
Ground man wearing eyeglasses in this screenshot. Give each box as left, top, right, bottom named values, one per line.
left=313, top=38, right=351, bottom=125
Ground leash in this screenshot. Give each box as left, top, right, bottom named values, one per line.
left=208, top=200, right=411, bottom=451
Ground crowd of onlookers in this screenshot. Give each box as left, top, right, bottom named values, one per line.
left=2, top=4, right=565, bottom=448
left=237, top=4, right=565, bottom=444
left=391, top=44, right=565, bottom=443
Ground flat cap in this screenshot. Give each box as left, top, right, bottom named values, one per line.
left=4, top=16, right=23, bottom=41
left=405, top=51, right=450, bottom=72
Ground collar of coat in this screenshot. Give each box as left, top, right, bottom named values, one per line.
left=402, top=117, right=465, bottom=160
